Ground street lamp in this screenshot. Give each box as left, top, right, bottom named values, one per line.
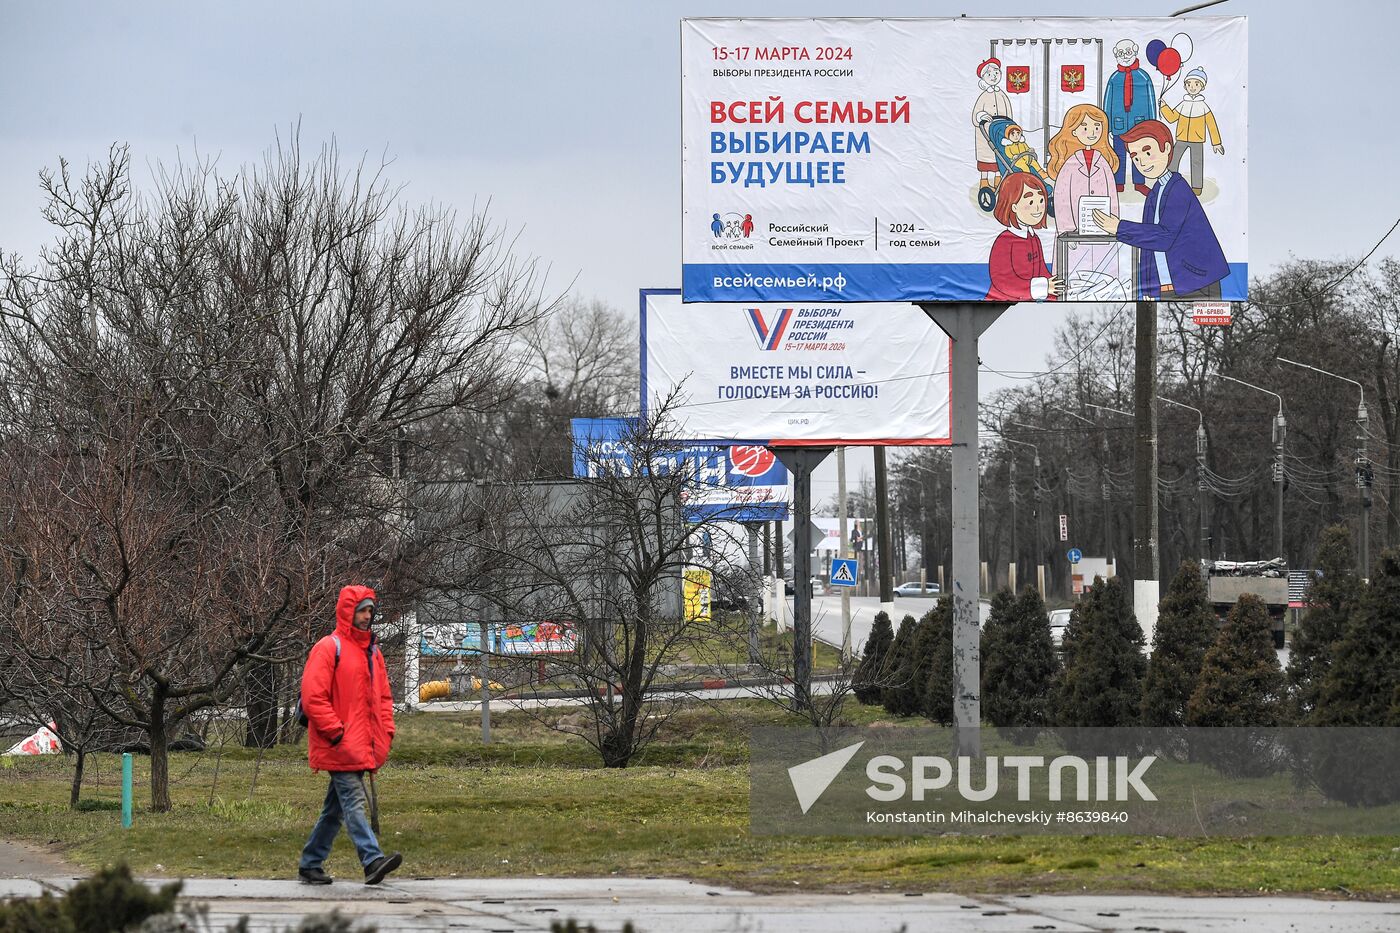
left=1008, top=420, right=1072, bottom=567
left=1086, top=403, right=1133, bottom=419
left=1214, top=373, right=1286, bottom=561
left=1277, top=357, right=1371, bottom=576
left=1159, top=396, right=1210, bottom=570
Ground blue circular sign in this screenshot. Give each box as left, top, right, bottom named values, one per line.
left=1067, top=548, right=1083, bottom=564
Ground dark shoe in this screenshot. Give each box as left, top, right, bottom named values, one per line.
left=298, top=866, right=333, bottom=885
left=1134, top=183, right=1152, bottom=197
left=364, top=852, right=402, bottom=885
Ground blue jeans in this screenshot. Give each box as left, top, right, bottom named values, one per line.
left=1112, top=134, right=1145, bottom=187
left=299, top=771, right=385, bottom=870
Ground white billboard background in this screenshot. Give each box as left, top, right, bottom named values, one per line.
left=641, top=291, right=950, bottom=445
left=682, top=17, right=1247, bottom=303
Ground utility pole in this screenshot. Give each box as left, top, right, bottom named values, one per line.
left=837, top=446, right=852, bottom=660
left=1013, top=451, right=1024, bottom=588
left=1089, top=403, right=1136, bottom=615
left=874, top=446, right=895, bottom=615
left=1002, top=434, right=1042, bottom=596
left=1217, top=375, right=1286, bottom=560
left=1132, top=300, right=1161, bottom=642
left=1160, top=396, right=1209, bottom=576
left=919, top=484, right=930, bottom=594
left=1277, top=358, right=1371, bottom=576
left=773, top=518, right=786, bottom=633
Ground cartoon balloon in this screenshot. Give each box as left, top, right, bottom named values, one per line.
left=1146, top=39, right=1166, bottom=67
left=1156, top=47, right=1182, bottom=77
left=1170, top=32, right=1193, bottom=64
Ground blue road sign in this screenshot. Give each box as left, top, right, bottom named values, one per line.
left=829, top=557, right=859, bottom=587
left=1067, top=548, right=1083, bottom=564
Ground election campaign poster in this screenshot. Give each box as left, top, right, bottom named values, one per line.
left=682, top=17, right=1247, bottom=304
left=641, top=290, right=950, bottom=445
left=571, top=416, right=790, bottom=522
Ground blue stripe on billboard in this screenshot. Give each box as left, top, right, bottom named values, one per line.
left=682, top=262, right=1248, bottom=304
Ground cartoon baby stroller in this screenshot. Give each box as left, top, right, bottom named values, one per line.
left=976, top=115, right=1055, bottom=217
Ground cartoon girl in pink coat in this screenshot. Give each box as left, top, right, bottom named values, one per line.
left=1047, top=104, right=1121, bottom=295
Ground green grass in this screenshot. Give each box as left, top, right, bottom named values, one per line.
left=677, top=616, right=847, bottom=673
left=2, top=702, right=1398, bottom=896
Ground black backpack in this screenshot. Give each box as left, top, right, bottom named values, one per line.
left=294, top=634, right=341, bottom=728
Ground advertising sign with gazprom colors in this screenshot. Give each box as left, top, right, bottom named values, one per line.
left=571, top=417, right=789, bottom=523
left=641, top=290, right=950, bottom=446
left=682, top=17, right=1247, bottom=303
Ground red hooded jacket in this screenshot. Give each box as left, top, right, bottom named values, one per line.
left=301, top=585, right=396, bottom=772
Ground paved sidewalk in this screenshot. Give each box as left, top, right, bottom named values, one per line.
left=2, top=875, right=1396, bottom=932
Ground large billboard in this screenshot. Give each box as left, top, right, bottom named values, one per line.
left=682, top=17, right=1247, bottom=304
left=571, top=416, right=790, bottom=522
left=641, top=290, right=950, bottom=446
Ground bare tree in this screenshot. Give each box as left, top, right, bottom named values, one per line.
left=0, top=134, right=550, bottom=806
left=464, top=401, right=743, bottom=767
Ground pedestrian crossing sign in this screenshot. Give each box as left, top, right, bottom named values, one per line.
left=830, top=557, right=858, bottom=587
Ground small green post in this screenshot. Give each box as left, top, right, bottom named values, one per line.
left=121, top=753, right=133, bottom=829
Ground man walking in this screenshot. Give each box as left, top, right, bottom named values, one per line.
left=297, top=584, right=403, bottom=886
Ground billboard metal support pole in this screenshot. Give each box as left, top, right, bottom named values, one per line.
left=773, top=447, right=833, bottom=713
left=837, top=447, right=852, bottom=660
left=921, top=302, right=1006, bottom=758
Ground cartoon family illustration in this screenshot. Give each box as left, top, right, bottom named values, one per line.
left=973, top=36, right=1230, bottom=302
left=710, top=212, right=755, bottom=239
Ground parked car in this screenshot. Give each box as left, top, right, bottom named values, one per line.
left=893, top=581, right=940, bottom=597
left=712, top=587, right=751, bottom=613
left=782, top=576, right=823, bottom=596
left=1048, top=608, right=1073, bottom=647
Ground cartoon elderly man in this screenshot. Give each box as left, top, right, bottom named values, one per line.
left=1159, top=67, right=1224, bottom=195
left=1103, top=39, right=1158, bottom=196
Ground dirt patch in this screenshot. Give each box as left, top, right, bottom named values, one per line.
left=0, top=839, right=73, bottom=878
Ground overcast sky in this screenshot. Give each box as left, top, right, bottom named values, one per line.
left=2, top=0, right=1394, bottom=500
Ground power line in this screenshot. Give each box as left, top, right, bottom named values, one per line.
left=1248, top=216, right=1400, bottom=309
left=978, top=303, right=1133, bottom=382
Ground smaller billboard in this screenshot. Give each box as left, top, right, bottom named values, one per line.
left=572, top=417, right=789, bottom=522
left=641, top=290, right=951, bottom=446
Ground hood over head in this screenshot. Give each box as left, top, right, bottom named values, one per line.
left=336, top=584, right=378, bottom=643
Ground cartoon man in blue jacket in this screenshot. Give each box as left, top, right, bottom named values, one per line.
left=1103, top=39, right=1158, bottom=196
left=1092, top=120, right=1230, bottom=300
